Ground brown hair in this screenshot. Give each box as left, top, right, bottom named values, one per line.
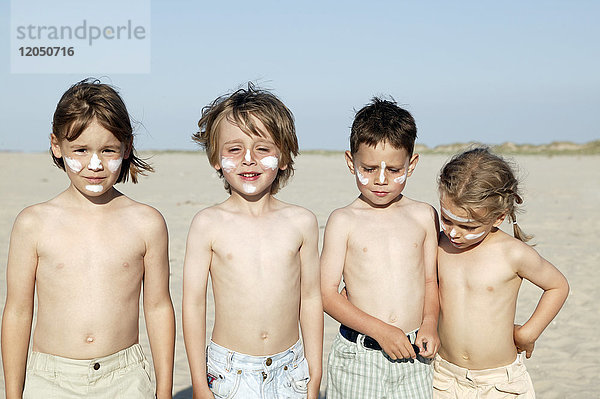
left=193, top=83, right=299, bottom=194
left=438, top=147, right=532, bottom=242
left=350, top=97, right=417, bottom=155
left=51, top=78, right=153, bottom=183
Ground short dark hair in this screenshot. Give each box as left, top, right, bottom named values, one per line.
left=350, top=97, right=417, bottom=155
left=51, top=78, right=152, bottom=183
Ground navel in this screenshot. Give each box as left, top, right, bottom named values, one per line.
left=86, top=336, right=95, bottom=344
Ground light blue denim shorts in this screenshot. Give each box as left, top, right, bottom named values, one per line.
left=207, top=339, right=310, bottom=399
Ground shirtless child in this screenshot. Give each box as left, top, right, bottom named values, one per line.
left=1, top=79, right=175, bottom=398
left=321, top=98, right=439, bottom=399
left=434, top=148, right=569, bottom=398
left=183, top=85, right=323, bottom=399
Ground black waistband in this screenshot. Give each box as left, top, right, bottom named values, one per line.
left=339, top=324, right=420, bottom=355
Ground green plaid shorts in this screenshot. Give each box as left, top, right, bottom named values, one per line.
left=326, top=330, right=433, bottom=399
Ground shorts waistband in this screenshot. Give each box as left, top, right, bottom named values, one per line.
left=339, top=324, right=420, bottom=354
left=28, top=344, right=146, bottom=377
left=208, top=339, right=304, bottom=371
left=434, top=353, right=525, bottom=384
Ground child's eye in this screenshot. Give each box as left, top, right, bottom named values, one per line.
left=256, top=147, right=270, bottom=152
left=388, top=168, right=400, bottom=173
left=363, top=167, right=375, bottom=173
left=227, top=147, right=241, bottom=153
left=73, top=148, right=86, bottom=154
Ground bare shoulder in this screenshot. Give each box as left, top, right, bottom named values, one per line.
left=118, top=196, right=167, bottom=231
left=498, top=233, right=544, bottom=271
left=274, top=200, right=318, bottom=230
left=188, top=203, right=227, bottom=233
left=398, top=196, right=438, bottom=224
left=12, top=202, right=52, bottom=232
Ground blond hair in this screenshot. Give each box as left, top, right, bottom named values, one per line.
left=438, top=147, right=532, bottom=242
left=193, top=83, right=298, bottom=194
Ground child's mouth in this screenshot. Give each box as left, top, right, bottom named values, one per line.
left=239, top=173, right=261, bottom=181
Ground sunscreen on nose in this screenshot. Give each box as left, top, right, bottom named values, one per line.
left=88, top=153, right=102, bottom=170
left=245, top=149, right=252, bottom=162
left=379, top=161, right=386, bottom=184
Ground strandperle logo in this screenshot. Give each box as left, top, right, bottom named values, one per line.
left=15, top=20, right=147, bottom=46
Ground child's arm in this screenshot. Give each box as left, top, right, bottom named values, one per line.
left=298, top=211, right=324, bottom=399
left=1, top=210, right=38, bottom=399
left=513, top=244, right=569, bottom=358
left=182, top=212, right=215, bottom=399
left=142, top=209, right=175, bottom=399
left=415, top=207, right=440, bottom=358
left=321, top=210, right=417, bottom=360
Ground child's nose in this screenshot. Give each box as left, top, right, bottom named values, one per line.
left=242, top=149, right=256, bottom=165
left=87, top=153, right=103, bottom=171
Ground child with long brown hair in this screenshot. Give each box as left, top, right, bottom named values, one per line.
left=433, top=147, right=569, bottom=398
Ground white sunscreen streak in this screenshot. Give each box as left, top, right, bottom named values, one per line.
left=379, top=161, right=386, bottom=184
left=88, top=153, right=102, bottom=170
left=449, top=228, right=458, bottom=238
left=441, top=207, right=475, bottom=223
left=394, top=171, right=407, bottom=184
left=221, top=157, right=237, bottom=173
left=356, top=169, right=369, bottom=185
left=464, top=231, right=485, bottom=240
left=85, top=185, right=103, bottom=193
left=245, top=149, right=252, bottom=162
left=64, top=156, right=82, bottom=173
left=260, top=156, right=279, bottom=170
left=242, top=183, right=256, bottom=194
left=107, top=157, right=123, bottom=173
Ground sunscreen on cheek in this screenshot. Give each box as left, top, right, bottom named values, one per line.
left=393, top=172, right=407, bottom=184
left=356, top=169, right=369, bottom=185
left=464, top=231, right=485, bottom=240
left=107, top=157, right=123, bottom=173
left=221, top=157, right=237, bottom=173
left=64, top=157, right=83, bottom=173
left=260, top=156, right=279, bottom=170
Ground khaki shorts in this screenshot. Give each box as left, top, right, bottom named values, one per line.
left=23, top=344, right=155, bottom=399
left=433, top=354, right=535, bottom=399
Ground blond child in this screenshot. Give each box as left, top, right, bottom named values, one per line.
left=1, top=79, right=175, bottom=399
left=182, top=84, right=323, bottom=399
left=321, top=98, right=440, bottom=399
left=434, top=147, right=569, bottom=398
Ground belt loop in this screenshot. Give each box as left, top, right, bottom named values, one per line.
left=226, top=351, right=234, bottom=372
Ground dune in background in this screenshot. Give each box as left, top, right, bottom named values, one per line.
left=0, top=149, right=598, bottom=398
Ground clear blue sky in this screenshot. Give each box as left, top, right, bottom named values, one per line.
left=1, top=0, right=599, bottom=152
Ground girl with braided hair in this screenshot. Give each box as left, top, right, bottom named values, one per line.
left=432, top=147, right=569, bottom=399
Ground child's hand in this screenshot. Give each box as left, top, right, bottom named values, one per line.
left=415, top=321, right=440, bottom=358
left=375, top=324, right=417, bottom=360
left=514, top=324, right=536, bottom=358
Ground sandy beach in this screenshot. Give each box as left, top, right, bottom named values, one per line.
left=0, top=151, right=598, bottom=398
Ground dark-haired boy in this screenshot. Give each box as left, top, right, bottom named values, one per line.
left=321, top=98, right=439, bottom=398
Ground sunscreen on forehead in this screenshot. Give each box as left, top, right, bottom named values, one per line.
left=64, top=156, right=83, bottom=173
left=379, top=161, right=386, bottom=184
left=441, top=207, right=475, bottom=223
left=260, top=156, right=279, bottom=170
left=221, top=157, right=237, bottom=173
left=88, top=153, right=102, bottom=170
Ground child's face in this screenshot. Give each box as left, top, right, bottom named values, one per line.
left=214, top=117, right=285, bottom=197
left=439, top=196, right=505, bottom=249
left=51, top=120, right=129, bottom=196
left=345, top=141, right=418, bottom=207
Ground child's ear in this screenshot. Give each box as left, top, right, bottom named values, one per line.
left=406, top=153, right=419, bottom=177
left=493, top=213, right=507, bottom=228
left=50, top=134, right=62, bottom=158
left=123, top=140, right=132, bottom=159
left=345, top=151, right=356, bottom=174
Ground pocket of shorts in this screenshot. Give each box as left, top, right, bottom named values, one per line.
left=494, top=379, right=530, bottom=395
left=432, top=372, right=454, bottom=392
left=283, top=357, right=310, bottom=395
left=23, top=370, right=57, bottom=399
left=207, top=360, right=241, bottom=399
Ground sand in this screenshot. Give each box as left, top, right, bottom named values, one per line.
left=0, top=151, right=598, bottom=398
